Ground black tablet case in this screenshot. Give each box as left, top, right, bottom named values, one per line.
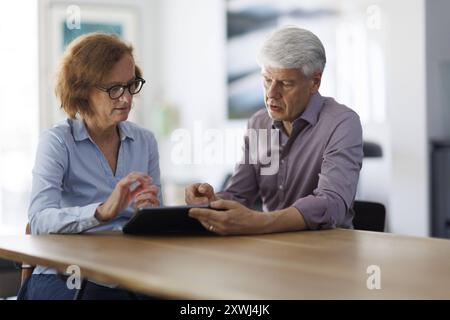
left=122, top=205, right=212, bottom=235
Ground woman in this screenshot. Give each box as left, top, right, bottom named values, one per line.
left=18, top=33, right=161, bottom=299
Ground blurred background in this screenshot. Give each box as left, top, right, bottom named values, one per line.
left=1, top=0, right=450, bottom=239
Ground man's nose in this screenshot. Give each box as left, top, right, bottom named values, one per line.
left=267, top=82, right=281, bottom=99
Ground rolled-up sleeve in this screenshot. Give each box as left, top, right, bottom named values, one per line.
left=28, top=130, right=101, bottom=235
left=293, top=112, right=363, bottom=230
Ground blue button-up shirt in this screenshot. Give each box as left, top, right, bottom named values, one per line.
left=29, top=119, right=161, bottom=274
left=29, top=118, right=162, bottom=235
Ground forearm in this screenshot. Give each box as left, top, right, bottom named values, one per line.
left=258, top=207, right=308, bottom=234
left=29, top=203, right=101, bottom=235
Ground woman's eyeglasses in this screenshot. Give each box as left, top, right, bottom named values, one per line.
left=96, top=77, right=146, bottom=100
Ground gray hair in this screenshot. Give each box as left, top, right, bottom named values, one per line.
left=257, top=26, right=326, bottom=78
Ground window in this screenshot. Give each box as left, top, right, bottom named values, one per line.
left=0, top=1, right=39, bottom=235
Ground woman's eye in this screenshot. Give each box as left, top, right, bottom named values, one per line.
left=111, top=86, right=122, bottom=93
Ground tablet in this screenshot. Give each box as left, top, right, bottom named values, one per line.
left=122, top=205, right=213, bottom=235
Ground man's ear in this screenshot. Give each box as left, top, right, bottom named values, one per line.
left=310, top=72, right=322, bottom=94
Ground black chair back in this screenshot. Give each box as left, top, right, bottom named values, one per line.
left=352, top=201, right=386, bottom=232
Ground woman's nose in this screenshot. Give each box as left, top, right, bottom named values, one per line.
left=120, top=89, right=132, bottom=103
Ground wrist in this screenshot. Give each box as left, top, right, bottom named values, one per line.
left=256, top=210, right=277, bottom=234
left=263, top=207, right=307, bottom=233
left=95, top=203, right=110, bottom=222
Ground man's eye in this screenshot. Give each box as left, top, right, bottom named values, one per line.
left=282, top=82, right=293, bottom=87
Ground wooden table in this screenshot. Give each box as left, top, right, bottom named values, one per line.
left=0, top=229, right=449, bottom=299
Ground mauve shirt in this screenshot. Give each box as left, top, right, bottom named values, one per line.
left=218, top=92, right=363, bottom=230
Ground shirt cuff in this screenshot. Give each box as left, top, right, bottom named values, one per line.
left=292, top=195, right=331, bottom=230
left=77, top=202, right=102, bottom=231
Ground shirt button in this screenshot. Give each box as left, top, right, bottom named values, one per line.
left=281, top=159, right=285, bottom=164
left=279, top=185, right=283, bottom=190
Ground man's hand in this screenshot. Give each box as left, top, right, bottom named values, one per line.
left=188, top=199, right=267, bottom=235
left=185, top=183, right=219, bottom=205
left=189, top=200, right=308, bottom=235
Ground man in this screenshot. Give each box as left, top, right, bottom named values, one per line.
left=186, top=26, right=363, bottom=235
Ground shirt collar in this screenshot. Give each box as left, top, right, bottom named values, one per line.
left=117, top=121, right=135, bottom=141
left=71, top=119, right=135, bottom=142
left=272, top=92, right=325, bottom=130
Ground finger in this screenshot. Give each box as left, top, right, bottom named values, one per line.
left=185, top=183, right=201, bottom=204
left=120, top=175, right=152, bottom=193
left=129, top=182, right=157, bottom=199
left=135, top=198, right=159, bottom=210
left=127, top=173, right=152, bottom=186
left=189, top=208, right=225, bottom=223
left=135, top=187, right=159, bottom=198
left=127, top=172, right=152, bottom=182
left=198, top=183, right=212, bottom=194
left=197, top=218, right=228, bottom=235
left=210, top=199, right=240, bottom=210
left=197, top=219, right=212, bottom=231
left=135, top=192, right=159, bottom=204
left=135, top=201, right=149, bottom=210
left=147, top=185, right=159, bottom=195
left=186, top=185, right=210, bottom=205
left=188, top=197, right=210, bottom=205
left=135, top=193, right=160, bottom=207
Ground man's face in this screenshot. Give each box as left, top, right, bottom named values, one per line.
left=262, top=67, right=321, bottom=122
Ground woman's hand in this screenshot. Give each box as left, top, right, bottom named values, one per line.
left=95, top=172, right=156, bottom=222
left=133, top=184, right=160, bottom=210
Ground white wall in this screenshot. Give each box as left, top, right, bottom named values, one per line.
left=383, top=0, right=429, bottom=236
left=155, top=0, right=244, bottom=204
left=0, top=1, right=39, bottom=234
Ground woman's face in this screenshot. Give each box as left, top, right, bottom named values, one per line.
left=88, top=54, right=136, bottom=128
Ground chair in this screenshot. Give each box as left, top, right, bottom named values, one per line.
left=363, top=141, right=383, bottom=158
left=20, top=223, right=35, bottom=286
left=0, top=258, right=21, bottom=298
left=352, top=200, right=386, bottom=232
left=19, top=223, right=91, bottom=299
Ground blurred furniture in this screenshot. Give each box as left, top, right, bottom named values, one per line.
left=431, top=140, right=450, bottom=238
left=1, top=230, right=450, bottom=298
left=0, top=258, right=21, bottom=298
left=363, top=141, right=383, bottom=158
left=20, top=223, right=34, bottom=286
left=17, top=224, right=89, bottom=300
left=355, top=141, right=386, bottom=231
left=352, top=201, right=386, bottom=232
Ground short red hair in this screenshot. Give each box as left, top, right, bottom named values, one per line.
left=55, top=32, right=142, bottom=118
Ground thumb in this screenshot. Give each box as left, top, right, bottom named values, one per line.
left=198, top=183, right=210, bottom=194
